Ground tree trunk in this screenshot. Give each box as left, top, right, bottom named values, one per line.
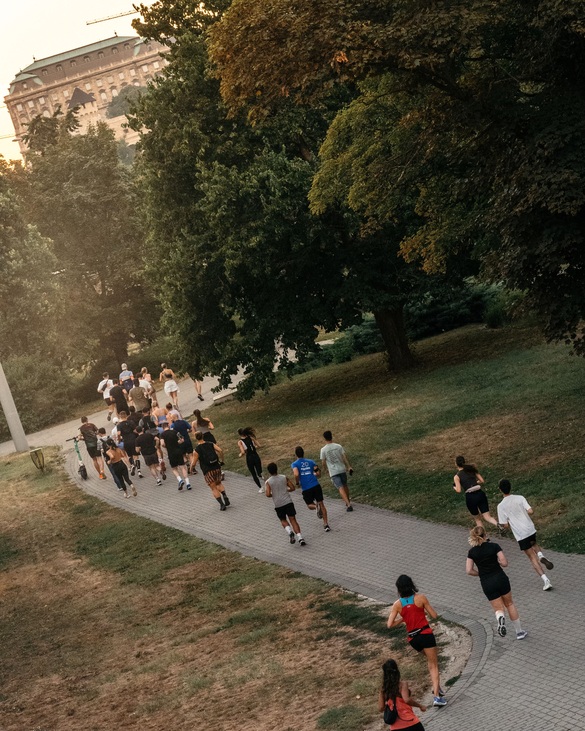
left=108, top=332, right=129, bottom=369
left=373, top=307, right=414, bottom=371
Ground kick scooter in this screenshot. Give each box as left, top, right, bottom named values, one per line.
left=66, top=435, right=88, bottom=480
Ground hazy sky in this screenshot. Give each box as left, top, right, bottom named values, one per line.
left=0, top=1, right=141, bottom=161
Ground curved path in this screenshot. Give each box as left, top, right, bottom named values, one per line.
left=4, top=380, right=582, bottom=731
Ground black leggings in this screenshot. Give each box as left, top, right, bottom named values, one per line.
left=111, top=461, right=132, bottom=487
left=246, top=453, right=263, bottom=488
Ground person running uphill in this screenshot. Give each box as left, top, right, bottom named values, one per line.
left=466, top=525, right=527, bottom=639
left=238, top=427, right=264, bottom=492
left=193, top=432, right=230, bottom=510
left=320, top=430, right=353, bottom=511
left=387, top=575, right=447, bottom=707
left=378, top=659, right=427, bottom=730
left=265, top=462, right=306, bottom=546
left=453, top=455, right=499, bottom=528
left=79, top=416, right=106, bottom=479
left=106, top=442, right=137, bottom=498
left=291, top=446, right=330, bottom=532
left=497, top=479, right=554, bottom=591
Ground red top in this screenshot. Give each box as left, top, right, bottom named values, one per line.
left=386, top=696, right=420, bottom=729
left=400, top=595, right=432, bottom=637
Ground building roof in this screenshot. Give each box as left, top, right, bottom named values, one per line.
left=19, top=36, right=139, bottom=74
left=68, top=87, right=96, bottom=108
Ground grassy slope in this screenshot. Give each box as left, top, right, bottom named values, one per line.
left=0, top=451, right=435, bottom=731
left=211, top=324, right=585, bottom=554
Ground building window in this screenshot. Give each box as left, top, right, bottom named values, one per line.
left=130, top=69, right=136, bottom=76
left=96, top=79, right=103, bottom=87
left=16, top=103, right=23, bottom=111
left=124, top=43, right=130, bottom=49
left=84, top=56, right=90, bottom=63
left=42, top=109, right=51, bottom=118
left=100, top=91, right=108, bottom=102
left=23, top=82, right=28, bottom=89
left=132, top=79, right=140, bottom=86
left=64, top=90, right=69, bottom=98
left=20, top=116, right=27, bottom=127
left=27, top=100, right=34, bottom=108
left=153, top=61, right=160, bottom=69
left=39, top=96, right=45, bottom=104
left=111, top=88, right=118, bottom=97
left=107, top=75, right=114, bottom=83
left=56, top=64, right=62, bottom=71
left=112, top=47, right=118, bottom=54
left=98, top=51, right=104, bottom=59
left=141, top=64, right=149, bottom=72
left=118, top=72, right=125, bottom=79
left=52, top=95, right=59, bottom=103
left=42, top=69, right=48, bottom=76
left=85, top=83, right=91, bottom=90
left=70, top=60, right=76, bottom=67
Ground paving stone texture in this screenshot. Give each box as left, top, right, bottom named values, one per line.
left=2, top=377, right=583, bottom=731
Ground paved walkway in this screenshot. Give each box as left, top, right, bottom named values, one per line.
left=3, top=387, right=582, bottom=731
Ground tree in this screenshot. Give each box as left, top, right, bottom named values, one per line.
left=107, top=85, right=147, bottom=119
left=24, top=114, right=156, bottom=365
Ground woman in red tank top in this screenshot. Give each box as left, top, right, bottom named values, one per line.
left=387, top=575, right=447, bottom=708
left=378, top=659, right=426, bottom=730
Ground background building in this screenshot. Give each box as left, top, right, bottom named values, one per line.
left=4, top=35, right=165, bottom=155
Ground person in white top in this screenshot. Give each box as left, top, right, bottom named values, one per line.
left=97, top=372, right=115, bottom=421
left=497, top=479, right=554, bottom=591
left=320, top=430, right=353, bottom=511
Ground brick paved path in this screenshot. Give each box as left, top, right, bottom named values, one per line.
left=4, top=381, right=582, bottom=731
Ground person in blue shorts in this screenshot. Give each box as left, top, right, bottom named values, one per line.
left=291, top=446, right=330, bottom=532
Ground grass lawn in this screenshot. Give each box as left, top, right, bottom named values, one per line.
left=210, top=323, right=585, bottom=554
left=0, top=451, right=450, bottom=731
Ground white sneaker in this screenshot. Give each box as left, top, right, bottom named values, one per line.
left=542, top=578, right=553, bottom=591
left=258, top=486, right=265, bottom=493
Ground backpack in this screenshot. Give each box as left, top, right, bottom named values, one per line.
left=383, top=698, right=399, bottom=726
left=140, top=415, right=159, bottom=436
left=197, top=441, right=220, bottom=469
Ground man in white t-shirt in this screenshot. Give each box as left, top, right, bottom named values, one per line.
left=97, top=372, right=115, bottom=421
left=320, top=430, right=353, bottom=512
left=497, top=479, right=554, bottom=591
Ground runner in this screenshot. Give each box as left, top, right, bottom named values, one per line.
left=129, top=378, right=149, bottom=413
left=97, top=428, right=123, bottom=490
left=119, top=363, right=134, bottom=393
left=497, top=479, right=554, bottom=591
left=106, top=441, right=137, bottom=498
left=97, top=372, right=115, bottom=421
left=192, top=375, right=204, bottom=401
left=466, top=525, right=527, bottom=639
left=160, top=363, right=180, bottom=408
left=159, top=421, right=191, bottom=490
left=453, top=455, right=499, bottom=528
left=387, top=575, right=447, bottom=707
left=265, top=462, right=306, bottom=546
left=79, top=416, right=106, bottom=479
left=238, top=427, right=264, bottom=492
left=165, top=402, right=182, bottom=421
left=170, top=414, right=196, bottom=474
left=140, top=367, right=157, bottom=406
left=378, top=659, right=427, bottom=730
left=291, top=446, right=330, bottom=532
left=116, top=411, right=143, bottom=479
left=135, top=426, right=163, bottom=486
left=193, top=432, right=230, bottom=510
left=109, top=378, right=129, bottom=417
left=193, top=409, right=216, bottom=443
left=139, top=406, right=159, bottom=435
left=320, top=430, right=353, bottom=511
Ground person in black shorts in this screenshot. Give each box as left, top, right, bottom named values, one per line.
left=116, top=411, right=143, bottom=479
left=193, top=432, right=229, bottom=510
left=135, top=426, right=163, bottom=485
left=265, top=462, right=306, bottom=545
left=466, top=525, right=527, bottom=640
left=291, top=446, right=330, bottom=531
left=453, top=455, right=499, bottom=529
left=159, top=421, right=191, bottom=490
left=79, top=416, right=106, bottom=479
left=109, top=378, right=129, bottom=417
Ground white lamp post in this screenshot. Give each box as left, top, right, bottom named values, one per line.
left=0, top=362, right=29, bottom=452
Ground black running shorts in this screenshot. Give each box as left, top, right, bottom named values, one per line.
left=480, top=570, right=511, bottom=601
left=517, top=533, right=537, bottom=551
left=275, top=502, right=297, bottom=520
left=302, top=484, right=324, bottom=505
left=465, top=489, right=490, bottom=516
left=408, top=631, right=437, bottom=653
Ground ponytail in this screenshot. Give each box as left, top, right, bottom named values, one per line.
left=382, top=659, right=401, bottom=704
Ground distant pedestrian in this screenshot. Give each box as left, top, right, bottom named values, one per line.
left=190, top=374, right=204, bottom=401
left=116, top=411, right=143, bottom=479
left=165, top=402, right=182, bottom=421
left=466, top=525, right=527, bottom=639
left=159, top=421, right=191, bottom=490
left=106, top=441, right=136, bottom=498
left=320, top=430, right=353, bottom=511
left=97, top=372, right=115, bottom=421
left=79, top=416, right=106, bottom=480
left=119, top=363, right=134, bottom=393
left=129, top=378, right=149, bottom=413
left=109, top=378, right=129, bottom=417
left=378, top=659, right=427, bottom=730
left=97, top=428, right=123, bottom=490
left=171, top=415, right=196, bottom=474
left=193, top=431, right=230, bottom=510
left=265, top=462, right=306, bottom=546
left=135, top=426, right=163, bottom=485
left=140, top=367, right=157, bottom=407
left=160, top=363, right=180, bottom=408
left=238, top=427, right=264, bottom=492
left=193, top=409, right=215, bottom=443
left=453, top=455, right=499, bottom=528
left=497, top=479, right=553, bottom=591
left=387, top=574, right=447, bottom=707
left=291, top=446, right=330, bottom=532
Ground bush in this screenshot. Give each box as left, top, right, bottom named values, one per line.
left=0, top=355, right=74, bottom=440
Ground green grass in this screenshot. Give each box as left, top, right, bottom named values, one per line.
left=316, top=705, right=370, bottom=730
left=212, top=323, right=585, bottom=553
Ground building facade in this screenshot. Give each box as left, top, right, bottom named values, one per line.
left=4, top=35, right=166, bottom=156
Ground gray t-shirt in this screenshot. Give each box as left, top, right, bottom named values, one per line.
left=266, top=474, right=292, bottom=508
left=320, top=442, right=346, bottom=477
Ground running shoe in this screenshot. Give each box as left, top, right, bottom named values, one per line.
left=324, top=524, right=331, bottom=532
left=221, top=471, right=225, bottom=480
left=542, top=578, right=553, bottom=591
left=138, top=472, right=144, bottom=479
left=346, top=505, right=353, bottom=512
left=497, top=615, right=507, bottom=637
left=186, top=483, right=192, bottom=490
left=219, top=502, right=227, bottom=511
left=178, top=480, right=184, bottom=491
left=289, top=533, right=296, bottom=545
left=540, top=555, right=554, bottom=570
left=299, top=538, right=306, bottom=546
left=156, top=479, right=162, bottom=486
left=433, top=697, right=447, bottom=707
left=516, top=630, right=528, bottom=640
left=124, top=492, right=130, bottom=499
left=223, top=495, right=230, bottom=506
left=437, top=687, right=446, bottom=698
left=130, top=465, right=136, bottom=476
left=99, top=472, right=106, bottom=480
left=258, top=486, right=265, bottom=493
left=192, top=468, right=198, bottom=475
left=117, top=487, right=124, bottom=492
left=162, top=472, right=167, bottom=480
left=198, top=394, right=204, bottom=401
left=316, top=504, right=323, bottom=519
left=132, top=486, right=137, bottom=497
left=107, top=414, right=111, bottom=421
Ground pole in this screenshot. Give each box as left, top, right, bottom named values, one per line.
left=0, top=362, right=29, bottom=452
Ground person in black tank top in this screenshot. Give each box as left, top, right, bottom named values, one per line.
left=193, top=432, right=230, bottom=510
left=453, top=455, right=499, bottom=529
left=238, top=427, right=264, bottom=491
